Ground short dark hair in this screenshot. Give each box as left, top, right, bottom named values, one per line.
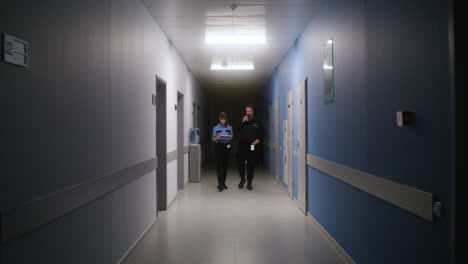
left=245, top=105, right=254, bottom=111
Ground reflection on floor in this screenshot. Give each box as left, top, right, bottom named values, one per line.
left=123, top=168, right=346, bottom=264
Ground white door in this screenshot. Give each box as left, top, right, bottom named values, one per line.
left=296, top=79, right=307, bottom=214
left=286, top=89, right=294, bottom=198
left=275, top=98, right=280, bottom=182
left=283, top=119, right=288, bottom=188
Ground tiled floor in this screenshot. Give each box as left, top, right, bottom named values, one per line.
left=123, top=167, right=345, bottom=264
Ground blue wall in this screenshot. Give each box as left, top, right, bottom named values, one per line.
left=264, top=0, right=453, bottom=263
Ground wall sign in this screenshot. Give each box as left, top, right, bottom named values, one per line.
left=3, top=33, right=29, bottom=67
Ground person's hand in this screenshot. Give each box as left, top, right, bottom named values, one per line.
left=216, top=135, right=222, bottom=140
left=242, top=115, right=249, bottom=122
left=252, top=139, right=260, bottom=145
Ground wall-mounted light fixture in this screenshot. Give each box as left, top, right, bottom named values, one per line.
left=323, top=38, right=334, bottom=104
left=210, top=60, right=254, bottom=70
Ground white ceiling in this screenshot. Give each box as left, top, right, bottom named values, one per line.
left=143, top=0, right=324, bottom=91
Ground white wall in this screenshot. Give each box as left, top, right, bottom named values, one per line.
left=156, top=25, right=201, bottom=206
left=184, top=154, right=189, bottom=186
left=167, top=161, right=178, bottom=206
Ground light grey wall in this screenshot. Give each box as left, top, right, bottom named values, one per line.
left=0, top=0, right=201, bottom=263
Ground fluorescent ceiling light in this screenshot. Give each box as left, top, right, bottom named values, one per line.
left=205, top=26, right=266, bottom=44
left=205, top=4, right=266, bottom=44
left=206, top=35, right=266, bottom=44
left=211, top=61, right=254, bottom=70
left=205, top=17, right=233, bottom=26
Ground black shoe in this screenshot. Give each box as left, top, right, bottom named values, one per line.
left=238, top=179, right=246, bottom=188
left=222, top=184, right=229, bottom=189
left=217, top=185, right=223, bottom=191
left=247, top=183, right=253, bottom=190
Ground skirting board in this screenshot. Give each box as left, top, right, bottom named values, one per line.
left=117, top=216, right=158, bottom=264
left=307, top=213, right=356, bottom=264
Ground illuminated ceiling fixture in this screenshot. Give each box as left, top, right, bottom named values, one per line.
left=205, top=33, right=266, bottom=45
left=205, top=3, right=266, bottom=45
left=211, top=59, right=254, bottom=70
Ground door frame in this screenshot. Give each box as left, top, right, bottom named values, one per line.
left=283, top=119, right=288, bottom=189
left=296, top=78, right=308, bottom=214
left=449, top=1, right=459, bottom=262
left=286, top=88, right=294, bottom=198
left=275, top=97, right=280, bottom=182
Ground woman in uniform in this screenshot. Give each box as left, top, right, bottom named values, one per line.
left=212, top=112, right=233, bottom=191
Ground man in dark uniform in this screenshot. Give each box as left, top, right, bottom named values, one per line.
left=237, top=105, right=263, bottom=190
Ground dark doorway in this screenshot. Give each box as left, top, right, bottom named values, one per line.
left=177, top=92, right=185, bottom=189
left=156, top=76, right=167, bottom=211
left=193, top=102, right=198, bottom=128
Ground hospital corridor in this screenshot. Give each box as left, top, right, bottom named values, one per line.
left=0, top=0, right=462, bottom=264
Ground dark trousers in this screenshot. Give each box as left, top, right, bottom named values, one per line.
left=237, top=142, right=257, bottom=183
left=215, top=143, right=230, bottom=186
